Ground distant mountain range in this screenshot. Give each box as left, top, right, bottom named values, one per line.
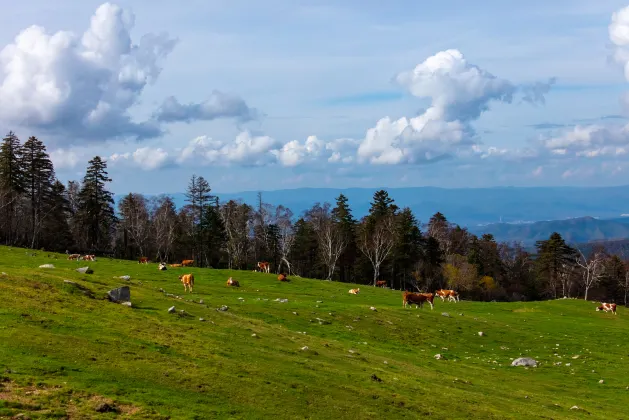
left=116, top=185, right=629, bottom=228
left=114, top=185, right=629, bottom=245
left=472, top=216, right=629, bottom=246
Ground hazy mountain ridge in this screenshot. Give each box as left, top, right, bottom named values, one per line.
left=472, top=216, right=629, bottom=246
left=115, top=185, right=629, bottom=228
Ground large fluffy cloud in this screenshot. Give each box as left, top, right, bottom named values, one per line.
left=356, top=49, right=553, bottom=165
left=0, top=3, right=256, bottom=144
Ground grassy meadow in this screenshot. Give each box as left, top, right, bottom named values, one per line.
left=0, top=246, right=628, bottom=419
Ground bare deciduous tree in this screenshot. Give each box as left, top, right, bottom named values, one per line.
left=275, top=205, right=295, bottom=274
left=151, top=195, right=178, bottom=262
left=220, top=200, right=253, bottom=269
left=307, top=203, right=347, bottom=281
left=575, top=248, right=605, bottom=301
left=359, top=215, right=395, bottom=286
left=559, top=262, right=576, bottom=298
left=119, top=193, right=151, bottom=257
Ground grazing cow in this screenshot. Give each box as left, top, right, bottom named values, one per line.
left=436, top=289, right=460, bottom=303
left=181, top=259, right=194, bottom=267
left=179, top=274, right=195, bottom=292
left=375, top=280, right=387, bottom=288
left=67, top=254, right=80, bottom=261
left=349, top=288, right=360, bottom=294
left=257, top=261, right=271, bottom=273
left=403, top=291, right=434, bottom=309
left=82, top=255, right=96, bottom=261
left=138, top=257, right=149, bottom=264
left=278, top=273, right=288, bottom=282
left=169, top=263, right=182, bottom=268
left=158, top=263, right=167, bottom=271
left=596, top=302, right=617, bottom=315
left=226, top=277, right=240, bottom=287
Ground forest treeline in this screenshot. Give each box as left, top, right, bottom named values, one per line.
left=1, top=132, right=628, bottom=303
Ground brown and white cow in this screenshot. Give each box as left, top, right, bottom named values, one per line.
left=596, top=302, right=617, bottom=315
left=138, top=257, right=149, bottom=264
left=257, top=261, right=270, bottom=273
left=179, top=274, right=195, bottom=292
left=375, top=280, right=387, bottom=288
left=278, top=273, right=288, bottom=282
left=181, top=259, right=194, bottom=267
left=349, top=288, right=360, bottom=294
left=226, top=277, right=240, bottom=287
left=67, top=254, right=81, bottom=261
left=436, top=289, right=460, bottom=303
left=402, top=291, right=434, bottom=309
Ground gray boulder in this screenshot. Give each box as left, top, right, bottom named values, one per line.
left=511, top=357, right=538, bottom=367
left=76, top=267, right=93, bottom=274
left=107, top=286, right=130, bottom=303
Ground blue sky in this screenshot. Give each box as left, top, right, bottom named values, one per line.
left=1, top=0, right=629, bottom=193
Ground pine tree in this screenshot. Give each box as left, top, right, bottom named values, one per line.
left=332, top=194, right=357, bottom=283
left=0, top=131, right=24, bottom=244
left=368, top=190, right=398, bottom=220
left=534, top=232, right=577, bottom=298
left=392, top=207, right=424, bottom=290
left=22, top=136, right=55, bottom=248
left=184, top=175, right=215, bottom=266
left=75, top=156, right=115, bottom=251
left=41, top=180, right=73, bottom=251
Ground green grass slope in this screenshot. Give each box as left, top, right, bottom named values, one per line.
left=0, top=246, right=628, bottom=419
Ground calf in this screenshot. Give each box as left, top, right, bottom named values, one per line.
left=436, top=289, right=460, bottom=303
left=158, top=263, right=167, bottom=271
left=138, top=257, right=149, bottom=264
left=82, top=254, right=96, bottom=261
left=375, top=280, right=387, bottom=288
left=169, top=263, right=182, bottom=268
left=226, top=277, right=240, bottom=287
left=349, top=288, right=360, bottom=294
left=67, top=254, right=80, bottom=261
left=596, top=302, right=617, bottom=315
left=403, top=291, right=434, bottom=309
left=257, top=261, right=271, bottom=273
left=278, top=273, right=288, bottom=282
left=181, top=259, right=194, bottom=267
left=178, top=274, right=195, bottom=292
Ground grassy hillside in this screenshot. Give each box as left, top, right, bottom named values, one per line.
left=474, top=216, right=629, bottom=246
left=1, top=247, right=628, bottom=419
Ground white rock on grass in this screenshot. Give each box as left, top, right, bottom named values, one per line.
left=478, top=332, right=485, bottom=336
left=39, top=264, right=55, bottom=269
left=168, top=306, right=176, bottom=313
left=511, top=357, right=537, bottom=367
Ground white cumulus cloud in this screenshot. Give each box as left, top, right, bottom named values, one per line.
left=356, top=49, right=552, bottom=165
left=0, top=3, right=257, bottom=144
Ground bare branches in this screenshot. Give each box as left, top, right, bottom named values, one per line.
left=275, top=205, right=295, bottom=275
left=359, top=215, right=395, bottom=286
left=307, top=203, right=347, bottom=281
left=575, top=247, right=605, bottom=301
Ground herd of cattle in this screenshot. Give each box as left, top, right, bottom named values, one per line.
left=63, top=254, right=619, bottom=314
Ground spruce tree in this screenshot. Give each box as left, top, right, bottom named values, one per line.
left=76, top=156, right=115, bottom=251
left=22, top=136, right=55, bottom=248
left=42, top=180, right=73, bottom=251
left=0, top=131, right=24, bottom=244
left=332, top=193, right=357, bottom=283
